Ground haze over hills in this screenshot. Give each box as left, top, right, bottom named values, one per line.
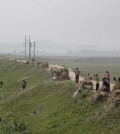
left=0, top=41, right=120, bottom=57
left=64, top=49, right=120, bottom=57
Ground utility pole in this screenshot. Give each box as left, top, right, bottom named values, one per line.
left=33, top=42, right=36, bottom=60
left=25, top=35, right=27, bottom=60
left=29, top=35, right=32, bottom=61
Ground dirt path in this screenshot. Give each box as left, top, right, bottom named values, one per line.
left=49, top=64, right=114, bottom=90
left=7, top=59, right=114, bottom=90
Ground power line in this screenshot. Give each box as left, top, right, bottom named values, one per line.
left=23, top=35, right=37, bottom=60
left=33, top=42, right=36, bottom=60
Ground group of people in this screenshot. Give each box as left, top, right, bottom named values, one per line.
left=94, top=71, right=110, bottom=93
left=74, top=68, right=111, bottom=93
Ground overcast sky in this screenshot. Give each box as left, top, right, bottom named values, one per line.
left=0, top=0, right=120, bottom=53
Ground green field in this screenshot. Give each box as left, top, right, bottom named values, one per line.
left=0, top=58, right=120, bottom=134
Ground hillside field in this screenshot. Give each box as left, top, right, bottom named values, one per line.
left=0, top=58, right=120, bottom=134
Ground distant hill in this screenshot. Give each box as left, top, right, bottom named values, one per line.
left=0, top=41, right=120, bottom=57
left=63, top=49, right=120, bottom=57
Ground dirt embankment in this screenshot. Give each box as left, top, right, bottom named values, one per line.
left=7, top=58, right=114, bottom=90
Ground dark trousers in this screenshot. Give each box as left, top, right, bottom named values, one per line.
left=22, top=84, right=26, bottom=89
left=96, top=83, right=99, bottom=91
left=75, top=75, right=79, bottom=83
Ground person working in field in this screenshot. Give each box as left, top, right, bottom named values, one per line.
left=0, top=79, right=3, bottom=88
left=22, top=80, right=27, bottom=90
left=113, top=77, right=120, bottom=82
left=95, top=74, right=99, bottom=91
left=93, top=74, right=96, bottom=80
left=105, top=71, right=110, bottom=82
left=74, top=68, right=80, bottom=83
left=104, top=70, right=111, bottom=93
left=102, top=76, right=110, bottom=93
left=87, top=73, right=92, bottom=80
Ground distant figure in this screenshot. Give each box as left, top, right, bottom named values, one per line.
left=22, top=80, right=27, bottom=90
left=113, top=77, right=120, bottom=83
left=0, top=117, right=2, bottom=122
left=74, top=68, right=80, bottom=83
left=87, top=73, right=92, bottom=80
left=95, top=74, right=99, bottom=91
left=118, top=77, right=120, bottom=82
left=26, top=61, right=29, bottom=64
left=31, top=111, right=37, bottom=116
left=104, top=70, right=111, bottom=91
left=105, top=71, right=110, bottom=82
left=0, top=80, right=3, bottom=88
left=73, top=85, right=82, bottom=97
left=102, top=77, right=110, bottom=93
left=93, top=74, right=96, bottom=80
left=113, top=77, right=117, bottom=82
left=32, top=58, right=34, bottom=62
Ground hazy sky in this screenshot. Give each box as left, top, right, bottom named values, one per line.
left=0, top=0, right=120, bottom=53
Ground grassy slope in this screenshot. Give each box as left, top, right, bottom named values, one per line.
left=0, top=59, right=120, bottom=134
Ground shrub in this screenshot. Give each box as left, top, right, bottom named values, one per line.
left=0, top=112, right=26, bottom=134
